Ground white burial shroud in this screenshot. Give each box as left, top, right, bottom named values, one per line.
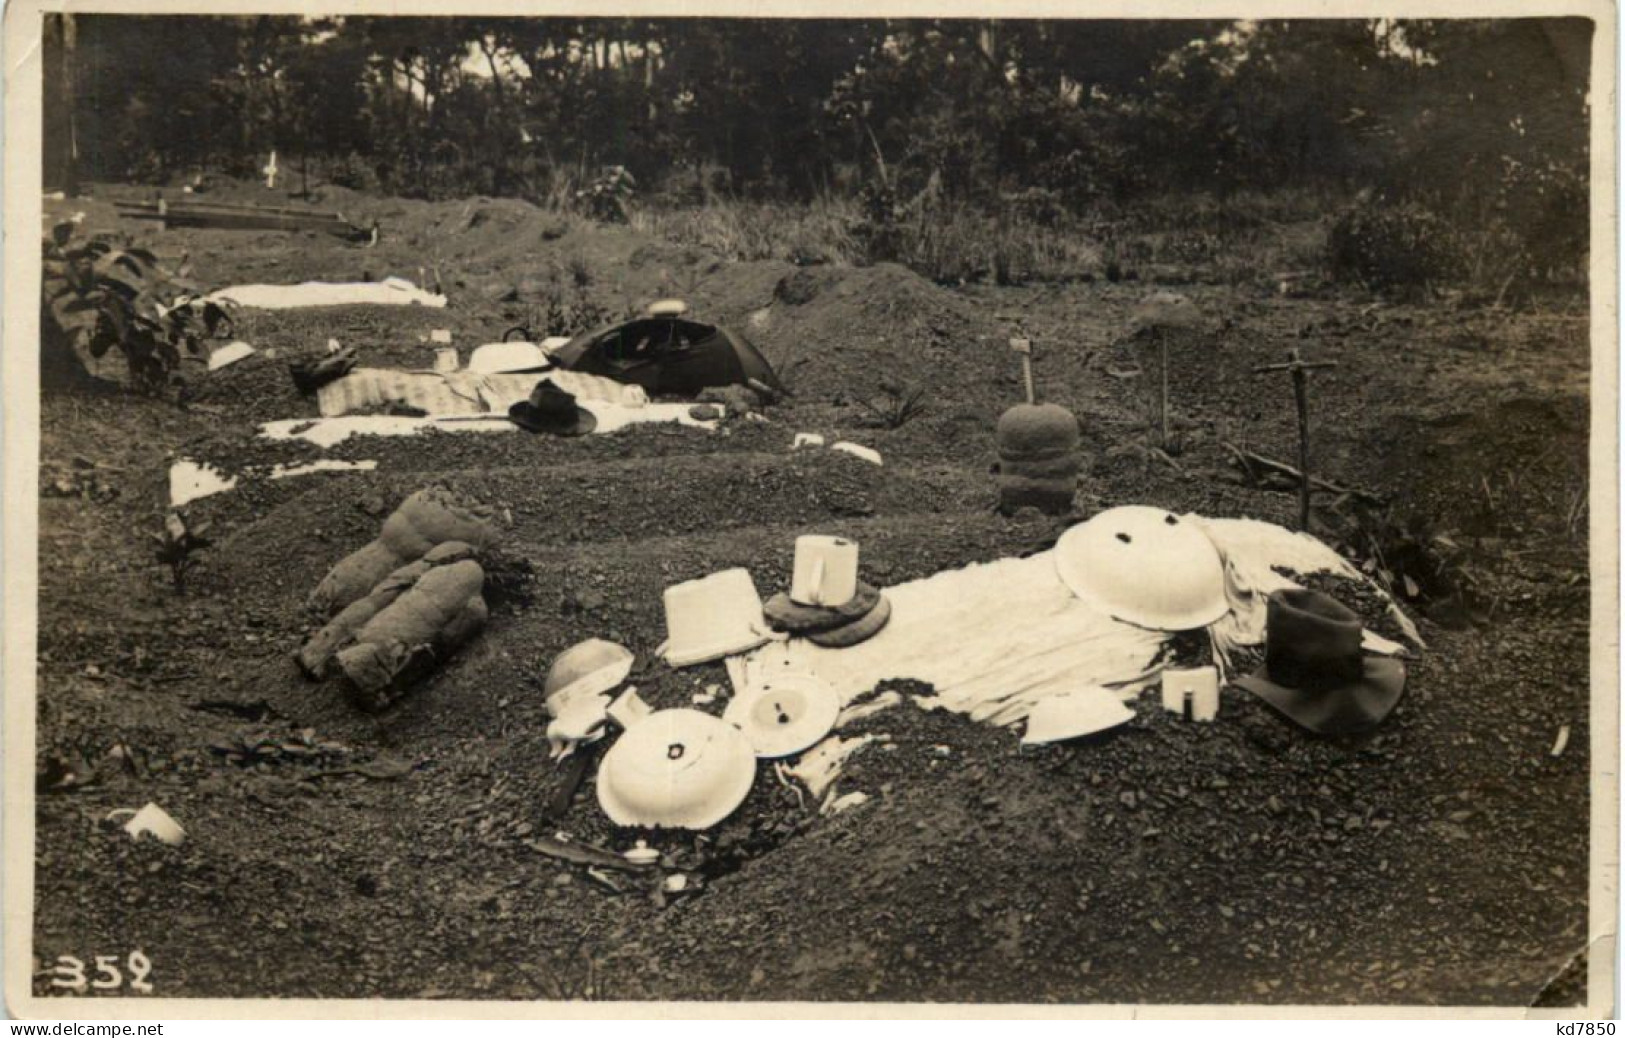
left=206, top=276, right=447, bottom=310
left=742, top=515, right=1418, bottom=730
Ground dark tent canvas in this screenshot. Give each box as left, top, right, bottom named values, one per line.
left=549, top=316, right=785, bottom=398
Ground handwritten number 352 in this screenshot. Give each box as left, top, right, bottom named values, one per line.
left=50, top=951, right=152, bottom=993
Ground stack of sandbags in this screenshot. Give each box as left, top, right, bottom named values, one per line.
left=994, top=403, right=1080, bottom=516
left=297, top=541, right=477, bottom=678
left=310, top=487, right=499, bottom=615
left=296, top=540, right=490, bottom=713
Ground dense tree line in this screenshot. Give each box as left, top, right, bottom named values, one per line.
left=43, top=16, right=1590, bottom=271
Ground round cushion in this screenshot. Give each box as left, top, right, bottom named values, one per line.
left=764, top=582, right=882, bottom=633
left=805, top=595, right=892, bottom=648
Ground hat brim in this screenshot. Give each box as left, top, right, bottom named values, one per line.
left=1235, top=656, right=1405, bottom=735
left=508, top=401, right=596, bottom=436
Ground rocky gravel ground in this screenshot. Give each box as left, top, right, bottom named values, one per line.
left=28, top=182, right=1593, bottom=1007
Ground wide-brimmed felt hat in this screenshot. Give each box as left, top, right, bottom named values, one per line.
left=508, top=381, right=596, bottom=436
left=1235, top=588, right=1405, bottom=735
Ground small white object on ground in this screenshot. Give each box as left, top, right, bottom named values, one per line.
left=792, top=433, right=826, bottom=450
left=206, top=341, right=256, bottom=370
left=268, top=459, right=378, bottom=480
left=624, top=841, right=660, bottom=866
left=107, top=803, right=186, bottom=845
left=1552, top=725, right=1571, bottom=757
left=1022, top=687, right=1136, bottom=744
left=432, top=347, right=459, bottom=374
left=429, top=329, right=453, bottom=344
left=724, top=656, right=750, bottom=697
left=786, top=734, right=880, bottom=800
left=169, top=459, right=237, bottom=507
left=606, top=687, right=654, bottom=730
left=831, top=441, right=882, bottom=466
left=823, top=790, right=871, bottom=815
left=1161, top=666, right=1220, bottom=722
left=546, top=693, right=613, bottom=757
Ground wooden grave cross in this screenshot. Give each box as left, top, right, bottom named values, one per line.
left=1253, top=347, right=1339, bottom=532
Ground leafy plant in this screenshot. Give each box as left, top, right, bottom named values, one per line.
left=575, top=165, right=637, bottom=224
left=41, top=222, right=228, bottom=395
left=505, top=295, right=615, bottom=343
left=1336, top=501, right=1485, bottom=627
left=854, top=381, right=930, bottom=429
left=153, top=511, right=212, bottom=593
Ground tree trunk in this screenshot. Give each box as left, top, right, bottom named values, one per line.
left=62, top=15, right=80, bottom=194
left=644, top=37, right=657, bottom=124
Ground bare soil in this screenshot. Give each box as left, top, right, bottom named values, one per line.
left=31, top=182, right=1592, bottom=1005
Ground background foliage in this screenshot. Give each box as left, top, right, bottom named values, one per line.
left=43, top=15, right=1592, bottom=295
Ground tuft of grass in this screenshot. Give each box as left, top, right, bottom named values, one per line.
left=626, top=186, right=1343, bottom=288
left=854, top=381, right=930, bottom=429
left=631, top=195, right=865, bottom=265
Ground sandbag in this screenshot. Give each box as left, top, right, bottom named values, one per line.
left=997, top=404, right=1079, bottom=462
left=310, top=489, right=497, bottom=616
left=338, top=594, right=489, bottom=713
left=379, top=488, right=499, bottom=559
left=997, top=454, right=1081, bottom=480
left=352, top=560, right=486, bottom=649
left=311, top=540, right=407, bottom=616
left=335, top=560, right=489, bottom=712
left=997, top=472, right=1076, bottom=516
left=298, top=559, right=431, bottom=677
left=421, top=540, right=480, bottom=565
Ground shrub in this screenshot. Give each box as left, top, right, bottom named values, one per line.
left=1327, top=199, right=1465, bottom=296
left=575, top=166, right=637, bottom=223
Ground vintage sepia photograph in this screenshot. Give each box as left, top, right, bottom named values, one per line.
left=5, top=1, right=1616, bottom=1017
